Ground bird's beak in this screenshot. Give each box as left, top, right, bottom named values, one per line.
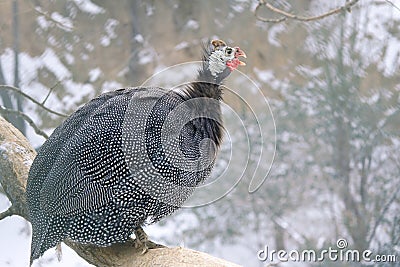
left=235, top=47, right=247, bottom=66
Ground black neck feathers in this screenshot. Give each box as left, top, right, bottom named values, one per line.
left=182, top=81, right=223, bottom=100
left=181, top=45, right=229, bottom=100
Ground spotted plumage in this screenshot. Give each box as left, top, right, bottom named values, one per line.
left=26, top=39, right=246, bottom=264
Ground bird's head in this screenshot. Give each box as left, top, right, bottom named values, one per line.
left=204, top=39, right=247, bottom=82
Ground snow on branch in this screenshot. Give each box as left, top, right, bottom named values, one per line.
left=30, top=4, right=74, bottom=32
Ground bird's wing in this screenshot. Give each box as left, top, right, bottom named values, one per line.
left=36, top=90, right=133, bottom=216
left=37, top=88, right=174, bottom=216
left=27, top=90, right=129, bottom=217
left=35, top=86, right=216, bottom=216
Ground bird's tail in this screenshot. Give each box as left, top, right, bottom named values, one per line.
left=30, top=217, right=50, bottom=265
left=29, top=215, right=67, bottom=265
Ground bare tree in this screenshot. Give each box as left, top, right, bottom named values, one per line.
left=0, top=0, right=26, bottom=135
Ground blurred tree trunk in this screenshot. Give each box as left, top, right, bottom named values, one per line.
left=273, top=222, right=285, bottom=251
left=172, top=0, right=194, bottom=33
left=11, top=0, right=25, bottom=135
left=332, top=14, right=369, bottom=253
left=0, top=53, right=14, bottom=121
left=0, top=1, right=25, bottom=135
left=127, top=0, right=146, bottom=85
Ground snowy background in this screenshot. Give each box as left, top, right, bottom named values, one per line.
left=0, top=0, right=400, bottom=266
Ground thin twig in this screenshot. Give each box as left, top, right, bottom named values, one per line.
left=255, top=0, right=286, bottom=23
left=255, top=0, right=360, bottom=23
left=367, top=183, right=400, bottom=245
left=0, top=106, right=49, bottom=139
left=0, top=85, right=68, bottom=117
left=42, top=80, right=61, bottom=105
left=384, top=0, right=400, bottom=12
left=29, top=2, right=74, bottom=31
left=270, top=213, right=309, bottom=245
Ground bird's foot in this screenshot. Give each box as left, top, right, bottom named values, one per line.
left=133, top=226, right=165, bottom=255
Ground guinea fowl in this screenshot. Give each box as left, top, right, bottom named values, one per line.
left=26, top=39, right=247, bottom=264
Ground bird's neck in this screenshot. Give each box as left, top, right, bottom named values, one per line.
left=183, top=80, right=222, bottom=100
left=185, top=62, right=226, bottom=100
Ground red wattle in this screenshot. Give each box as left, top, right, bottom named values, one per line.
left=226, top=58, right=240, bottom=71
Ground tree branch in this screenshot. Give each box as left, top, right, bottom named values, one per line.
left=254, top=0, right=360, bottom=23
left=41, top=81, right=61, bottom=106
left=367, top=183, right=400, bottom=245
left=29, top=3, right=74, bottom=31
left=0, top=115, right=240, bottom=266
left=0, top=205, right=17, bottom=220
left=0, top=85, right=68, bottom=117
left=254, top=2, right=286, bottom=23
left=0, top=106, right=49, bottom=139
left=384, top=0, right=400, bottom=12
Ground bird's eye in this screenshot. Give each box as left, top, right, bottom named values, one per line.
left=225, top=48, right=233, bottom=56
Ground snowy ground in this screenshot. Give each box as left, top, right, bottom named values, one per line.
left=0, top=193, right=256, bottom=267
